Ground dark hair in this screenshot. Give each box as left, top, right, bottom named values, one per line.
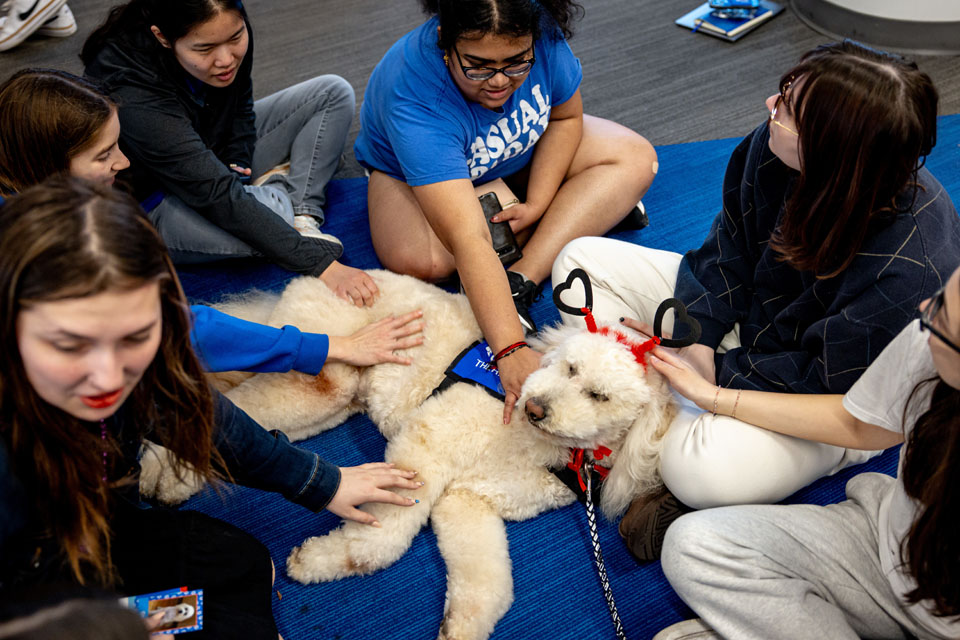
left=421, top=0, right=583, bottom=49
left=0, top=69, right=115, bottom=194
left=768, top=40, right=938, bottom=278
left=900, top=345, right=960, bottom=614
left=81, top=0, right=243, bottom=65
left=0, top=177, right=221, bottom=586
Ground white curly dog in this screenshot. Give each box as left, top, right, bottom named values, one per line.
left=141, top=270, right=675, bottom=640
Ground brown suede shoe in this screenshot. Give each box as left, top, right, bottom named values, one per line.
left=618, top=486, right=692, bottom=562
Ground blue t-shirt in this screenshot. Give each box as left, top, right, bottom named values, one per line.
left=354, top=16, right=583, bottom=186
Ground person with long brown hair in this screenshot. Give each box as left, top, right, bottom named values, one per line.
left=551, top=40, right=960, bottom=561
left=0, top=68, right=129, bottom=194
left=651, top=264, right=960, bottom=640
left=0, top=178, right=423, bottom=638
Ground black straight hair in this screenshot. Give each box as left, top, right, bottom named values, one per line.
left=81, top=0, right=243, bottom=65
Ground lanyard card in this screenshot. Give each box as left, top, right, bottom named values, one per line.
left=119, top=587, right=204, bottom=635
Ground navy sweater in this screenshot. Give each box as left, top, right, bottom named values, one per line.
left=675, top=123, right=960, bottom=394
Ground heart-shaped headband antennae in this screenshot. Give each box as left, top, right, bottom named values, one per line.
left=653, top=298, right=702, bottom=348
left=552, top=268, right=593, bottom=317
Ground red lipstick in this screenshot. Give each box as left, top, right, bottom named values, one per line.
left=81, top=389, right=123, bottom=409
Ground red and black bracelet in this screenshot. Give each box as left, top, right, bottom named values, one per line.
left=492, top=341, right=528, bottom=365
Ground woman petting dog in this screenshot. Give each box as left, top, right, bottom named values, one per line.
left=652, top=266, right=960, bottom=640
left=552, top=41, right=960, bottom=561
left=355, top=0, right=657, bottom=423
left=0, top=68, right=425, bottom=378
left=0, top=179, right=423, bottom=638
left=81, top=0, right=376, bottom=305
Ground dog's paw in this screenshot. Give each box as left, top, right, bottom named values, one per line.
left=286, top=535, right=360, bottom=583
left=138, top=442, right=206, bottom=505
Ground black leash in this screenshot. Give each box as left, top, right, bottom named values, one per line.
left=582, top=461, right=628, bottom=640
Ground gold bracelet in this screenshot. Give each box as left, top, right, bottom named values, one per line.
left=501, top=198, right=520, bottom=209
left=712, top=386, right=721, bottom=415
left=732, top=389, right=742, bottom=419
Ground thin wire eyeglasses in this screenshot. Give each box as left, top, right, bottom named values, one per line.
left=769, top=81, right=799, bottom=137
left=920, top=286, right=960, bottom=355
left=453, top=46, right=535, bottom=81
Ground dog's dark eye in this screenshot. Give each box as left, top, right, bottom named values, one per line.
left=567, top=363, right=577, bottom=376
left=587, top=390, right=609, bottom=402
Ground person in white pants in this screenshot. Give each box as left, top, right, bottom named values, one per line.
left=551, top=41, right=960, bottom=562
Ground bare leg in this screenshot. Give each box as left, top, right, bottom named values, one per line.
left=511, top=115, right=657, bottom=283
left=368, top=115, right=656, bottom=285
left=368, top=171, right=457, bottom=281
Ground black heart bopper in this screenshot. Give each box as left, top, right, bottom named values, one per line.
left=552, top=267, right=593, bottom=316
left=653, top=298, right=702, bottom=348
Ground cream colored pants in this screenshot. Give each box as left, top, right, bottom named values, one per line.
left=552, top=237, right=879, bottom=508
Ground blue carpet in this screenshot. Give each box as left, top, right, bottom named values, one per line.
left=179, top=115, right=960, bottom=640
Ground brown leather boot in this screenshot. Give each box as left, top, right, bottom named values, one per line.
left=618, top=486, right=692, bottom=562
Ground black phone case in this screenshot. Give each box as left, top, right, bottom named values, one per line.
left=478, top=192, right=522, bottom=264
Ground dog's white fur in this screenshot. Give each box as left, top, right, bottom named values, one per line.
left=141, top=270, right=675, bottom=640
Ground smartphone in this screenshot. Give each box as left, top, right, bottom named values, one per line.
left=478, top=192, right=522, bottom=265
left=708, top=0, right=759, bottom=8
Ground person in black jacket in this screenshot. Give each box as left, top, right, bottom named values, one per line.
left=0, top=179, right=422, bottom=638
left=81, top=0, right=379, bottom=306
left=551, top=41, right=960, bottom=562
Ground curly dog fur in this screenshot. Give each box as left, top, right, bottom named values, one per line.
left=141, top=270, right=675, bottom=640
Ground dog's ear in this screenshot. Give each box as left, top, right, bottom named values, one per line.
left=599, top=379, right=676, bottom=519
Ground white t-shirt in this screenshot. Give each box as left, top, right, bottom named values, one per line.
left=843, top=319, right=959, bottom=637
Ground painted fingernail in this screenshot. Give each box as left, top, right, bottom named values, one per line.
left=414, top=499, right=420, bottom=504
left=619, top=317, right=625, bottom=322
left=372, top=521, right=381, bottom=527
left=419, top=481, right=425, bottom=486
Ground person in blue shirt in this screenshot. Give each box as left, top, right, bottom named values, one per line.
left=0, top=67, right=424, bottom=378
left=0, top=179, right=423, bottom=637
left=355, top=0, right=658, bottom=424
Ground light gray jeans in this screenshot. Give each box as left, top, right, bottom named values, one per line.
left=148, top=74, right=354, bottom=262
left=661, top=473, right=943, bottom=640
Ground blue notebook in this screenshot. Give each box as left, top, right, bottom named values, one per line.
left=675, top=1, right=784, bottom=42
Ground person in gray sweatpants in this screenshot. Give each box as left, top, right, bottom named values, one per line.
left=650, top=268, right=960, bottom=639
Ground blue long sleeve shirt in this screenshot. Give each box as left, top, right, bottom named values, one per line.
left=675, top=122, right=960, bottom=394
left=189, top=305, right=330, bottom=375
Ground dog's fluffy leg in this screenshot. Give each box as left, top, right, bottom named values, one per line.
left=286, top=452, right=451, bottom=584
left=225, top=364, right=361, bottom=441
left=433, top=489, right=512, bottom=640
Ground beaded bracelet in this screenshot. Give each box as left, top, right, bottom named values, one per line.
left=732, top=389, right=742, bottom=419
left=493, top=341, right=528, bottom=364
left=712, top=386, right=721, bottom=415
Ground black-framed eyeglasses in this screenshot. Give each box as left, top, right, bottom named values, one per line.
left=453, top=46, right=535, bottom=81
left=920, top=286, right=960, bottom=354
left=769, top=79, right=798, bottom=137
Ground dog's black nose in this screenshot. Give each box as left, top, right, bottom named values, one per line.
left=525, top=398, right=546, bottom=423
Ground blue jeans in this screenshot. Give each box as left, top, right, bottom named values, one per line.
left=148, top=75, right=355, bottom=263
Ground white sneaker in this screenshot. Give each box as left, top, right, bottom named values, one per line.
left=293, top=215, right=342, bottom=247
left=35, top=2, right=75, bottom=38
left=0, top=0, right=67, bottom=51
left=651, top=619, right=719, bottom=640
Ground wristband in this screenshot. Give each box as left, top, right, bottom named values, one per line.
left=493, top=341, right=528, bottom=365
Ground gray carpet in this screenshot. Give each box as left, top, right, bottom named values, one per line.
left=4, top=0, right=959, bottom=178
